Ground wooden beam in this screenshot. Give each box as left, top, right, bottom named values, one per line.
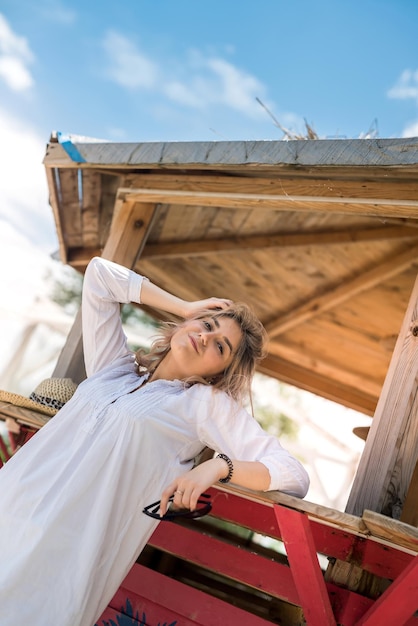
left=52, top=201, right=158, bottom=381
left=141, top=226, right=418, bottom=260
left=117, top=563, right=273, bottom=626
left=346, top=272, right=418, bottom=518
left=124, top=172, right=418, bottom=202
left=121, top=187, right=418, bottom=218
left=45, top=167, right=67, bottom=263
left=362, top=510, right=418, bottom=553
left=265, top=244, right=418, bottom=338
left=274, top=506, right=337, bottom=626
left=43, top=137, right=418, bottom=171
left=80, top=170, right=101, bottom=247
left=357, top=554, right=418, bottom=625
left=259, top=353, right=379, bottom=416
left=101, top=200, right=158, bottom=263
left=149, top=523, right=300, bottom=605
left=66, top=246, right=103, bottom=270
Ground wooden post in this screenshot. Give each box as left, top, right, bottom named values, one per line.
left=52, top=201, right=158, bottom=381
left=274, top=505, right=337, bottom=626
left=346, top=272, right=418, bottom=520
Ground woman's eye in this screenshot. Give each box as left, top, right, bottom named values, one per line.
left=217, top=342, right=224, bottom=355
left=204, top=321, right=212, bottom=330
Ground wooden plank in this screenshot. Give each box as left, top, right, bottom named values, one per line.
left=53, top=201, right=158, bottom=381
left=265, top=244, right=418, bottom=337
left=43, top=137, right=418, bottom=169
left=51, top=309, right=86, bottom=383
left=119, top=563, right=273, bottom=625
left=266, top=340, right=383, bottom=398
left=362, top=510, right=418, bottom=553
left=258, top=354, right=378, bottom=415
left=44, top=167, right=67, bottom=263
left=141, top=226, right=418, bottom=259
left=122, top=188, right=418, bottom=219
left=124, top=172, right=418, bottom=202
left=58, top=169, right=83, bottom=247
left=101, top=200, right=158, bottom=263
left=66, top=246, right=102, bottom=270
left=346, top=273, right=418, bottom=517
left=149, top=522, right=300, bottom=604
left=0, top=401, right=50, bottom=430
left=274, top=506, right=337, bottom=626
left=212, top=484, right=366, bottom=534
left=80, top=170, right=101, bottom=247
left=357, top=555, right=418, bottom=625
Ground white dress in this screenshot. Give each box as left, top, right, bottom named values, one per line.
left=0, top=257, right=309, bottom=626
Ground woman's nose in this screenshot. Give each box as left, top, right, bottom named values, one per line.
left=199, top=332, right=210, bottom=346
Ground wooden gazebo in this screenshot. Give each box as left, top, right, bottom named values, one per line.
left=20, top=135, right=418, bottom=623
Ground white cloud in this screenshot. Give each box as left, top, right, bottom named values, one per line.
left=0, top=106, right=56, bottom=251
left=206, top=57, right=265, bottom=116
left=102, top=32, right=269, bottom=119
left=102, top=31, right=159, bottom=89
left=0, top=13, right=34, bottom=91
left=402, top=119, right=418, bottom=138
left=387, top=69, right=418, bottom=138
left=387, top=69, right=418, bottom=103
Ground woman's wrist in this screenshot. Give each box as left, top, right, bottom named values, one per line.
left=216, top=454, right=234, bottom=483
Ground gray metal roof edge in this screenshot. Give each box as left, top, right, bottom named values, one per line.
left=51, top=135, right=418, bottom=167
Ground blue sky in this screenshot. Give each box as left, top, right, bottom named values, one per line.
left=1, top=0, right=418, bottom=147
left=0, top=0, right=417, bottom=277
left=0, top=1, right=406, bottom=498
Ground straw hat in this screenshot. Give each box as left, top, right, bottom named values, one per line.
left=0, top=378, right=77, bottom=418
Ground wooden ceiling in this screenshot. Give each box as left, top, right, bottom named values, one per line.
left=43, top=135, right=418, bottom=417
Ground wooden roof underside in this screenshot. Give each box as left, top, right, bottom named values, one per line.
left=43, top=136, right=418, bottom=416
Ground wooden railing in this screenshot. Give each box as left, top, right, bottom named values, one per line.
left=96, top=484, right=418, bottom=626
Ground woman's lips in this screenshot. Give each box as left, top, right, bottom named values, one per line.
left=189, top=335, right=199, bottom=353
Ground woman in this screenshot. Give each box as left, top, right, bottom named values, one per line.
left=0, top=257, right=309, bottom=626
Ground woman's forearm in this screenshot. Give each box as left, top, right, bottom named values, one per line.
left=140, top=279, right=189, bottom=318
left=214, top=457, right=271, bottom=491
left=140, top=277, right=232, bottom=319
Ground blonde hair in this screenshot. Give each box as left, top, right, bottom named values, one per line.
left=136, top=303, right=267, bottom=403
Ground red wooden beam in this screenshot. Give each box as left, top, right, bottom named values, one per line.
left=357, top=555, right=418, bottom=626
left=106, top=563, right=274, bottom=626
left=149, top=517, right=397, bottom=625
left=150, top=521, right=299, bottom=604
left=274, top=505, right=337, bottom=626
left=207, top=487, right=414, bottom=580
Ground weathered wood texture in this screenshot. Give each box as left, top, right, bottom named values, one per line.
left=43, top=135, right=418, bottom=533
left=44, top=136, right=418, bottom=168
left=52, top=200, right=158, bottom=381
left=96, top=484, right=418, bottom=626
left=346, top=274, right=418, bottom=518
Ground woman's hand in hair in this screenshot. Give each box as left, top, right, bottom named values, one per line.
left=140, top=279, right=231, bottom=320
left=182, top=297, right=232, bottom=319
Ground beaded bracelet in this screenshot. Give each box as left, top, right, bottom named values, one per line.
left=217, top=453, right=234, bottom=483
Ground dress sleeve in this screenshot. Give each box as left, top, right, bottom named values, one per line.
left=82, top=257, right=148, bottom=377
left=194, top=387, right=309, bottom=498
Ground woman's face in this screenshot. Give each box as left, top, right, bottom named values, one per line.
left=165, top=315, right=242, bottom=381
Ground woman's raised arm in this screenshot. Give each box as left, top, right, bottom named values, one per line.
left=140, top=280, right=232, bottom=319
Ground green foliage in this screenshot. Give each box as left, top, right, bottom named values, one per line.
left=47, top=265, right=157, bottom=329
left=255, top=403, right=298, bottom=439
left=47, top=266, right=82, bottom=315
left=252, top=375, right=300, bottom=440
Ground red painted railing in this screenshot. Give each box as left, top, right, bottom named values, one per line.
left=96, top=486, right=418, bottom=626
